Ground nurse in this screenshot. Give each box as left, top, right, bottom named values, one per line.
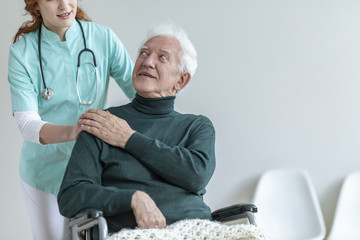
left=7, top=0, right=135, bottom=239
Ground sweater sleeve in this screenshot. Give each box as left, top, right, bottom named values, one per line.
left=125, top=117, right=216, bottom=194
left=57, top=131, right=136, bottom=218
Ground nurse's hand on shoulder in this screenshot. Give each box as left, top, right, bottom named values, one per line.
left=72, top=117, right=83, bottom=140
left=79, top=109, right=135, bottom=149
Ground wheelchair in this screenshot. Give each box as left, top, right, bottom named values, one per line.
left=69, top=203, right=258, bottom=240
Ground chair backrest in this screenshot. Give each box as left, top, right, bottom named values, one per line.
left=253, top=168, right=326, bottom=240
left=327, top=171, right=360, bottom=240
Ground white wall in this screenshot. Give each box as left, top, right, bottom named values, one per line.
left=1, top=0, right=360, bottom=239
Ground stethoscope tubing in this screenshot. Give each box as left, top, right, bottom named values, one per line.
left=38, top=18, right=98, bottom=105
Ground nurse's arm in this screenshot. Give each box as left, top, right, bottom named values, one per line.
left=39, top=122, right=82, bottom=144
left=14, top=111, right=81, bottom=145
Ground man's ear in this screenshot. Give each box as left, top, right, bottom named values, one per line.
left=175, top=72, right=191, bottom=91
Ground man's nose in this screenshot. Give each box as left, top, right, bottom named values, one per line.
left=142, top=54, right=156, bottom=68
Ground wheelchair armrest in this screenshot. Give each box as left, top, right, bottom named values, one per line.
left=211, top=203, right=257, bottom=225
left=69, top=209, right=108, bottom=240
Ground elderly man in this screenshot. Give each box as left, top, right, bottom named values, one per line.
left=57, top=23, right=216, bottom=232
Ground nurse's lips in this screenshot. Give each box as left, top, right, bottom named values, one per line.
left=57, top=12, right=71, bottom=18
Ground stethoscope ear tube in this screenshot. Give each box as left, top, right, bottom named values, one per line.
left=76, top=66, right=98, bottom=106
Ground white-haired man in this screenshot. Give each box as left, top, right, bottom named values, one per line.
left=58, top=23, right=216, bottom=233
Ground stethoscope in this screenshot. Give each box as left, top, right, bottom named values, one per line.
left=38, top=19, right=99, bottom=105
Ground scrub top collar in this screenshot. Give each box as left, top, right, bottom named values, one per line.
left=40, top=19, right=80, bottom=43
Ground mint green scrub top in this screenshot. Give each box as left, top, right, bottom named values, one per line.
left=8, top=20, right=136, bottom=195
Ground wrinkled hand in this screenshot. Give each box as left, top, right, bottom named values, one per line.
left=79, top=109, right=135, bottom=148
left=131, top=191, right=166, bottom=229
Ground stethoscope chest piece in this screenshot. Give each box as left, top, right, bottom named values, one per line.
left=41, top=88, right=54, bottom=100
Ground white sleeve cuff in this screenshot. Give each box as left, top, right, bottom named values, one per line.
left=14, top=111, right=48, bottom=145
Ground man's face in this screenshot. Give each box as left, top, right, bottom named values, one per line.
left=132, top=36, right=188, bottom=98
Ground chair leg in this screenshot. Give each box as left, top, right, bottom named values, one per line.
left=98, top=216, right=108, bottom=240
left=245, top=212, right=257, bottom=226
left=85, top=229, right=91, bottom=240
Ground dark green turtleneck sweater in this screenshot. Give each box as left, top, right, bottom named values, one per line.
left=58, top=94, right=216, bottom=232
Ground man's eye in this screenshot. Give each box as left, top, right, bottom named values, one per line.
left=139, top=51, right=148, bottom=57
left=159, top=55, right=167, bottom=60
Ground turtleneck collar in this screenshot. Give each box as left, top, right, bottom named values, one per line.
left=131, top=93, right=175, bottom=115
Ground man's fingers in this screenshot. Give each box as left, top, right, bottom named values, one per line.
left=132, top=191, right=167, bottom=229
left=85, top=109, right=112, bottom=118
left=80, top=123, right=99, bottom=134
left=80, top=112, right=104, bottom=123
left=80, top=112, right=115, bottom=130
left=137, top=214, right=166, bottom=229
left=158, top=217, right=166, bottom=228
left=137, top=208, right=166, bottom=229
left=81, top=124, right=110, bottom=140
left=79, top=118, right=100, bottom=128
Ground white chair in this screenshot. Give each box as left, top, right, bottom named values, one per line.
left=253, top=168, right=326, bottom=240
left=327, top=171, right=360, bottom=240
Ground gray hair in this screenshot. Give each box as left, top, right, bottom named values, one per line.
left=140, top=23, right=198, bottom=77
